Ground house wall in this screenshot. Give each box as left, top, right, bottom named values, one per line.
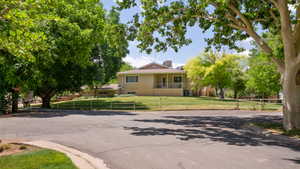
left=152, top=88, right=183, bottom=96
left=118, top=74, right=189, bottom=96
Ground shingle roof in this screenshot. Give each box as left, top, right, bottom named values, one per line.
left=118, top=68, right=185, bottom=75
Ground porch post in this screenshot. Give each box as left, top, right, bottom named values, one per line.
left=182, top=74, right=184, bottom=89
left=167, top=73, right=169, bottom=88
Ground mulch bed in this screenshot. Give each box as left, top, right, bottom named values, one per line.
left=0, top=140, right=39, bottom=157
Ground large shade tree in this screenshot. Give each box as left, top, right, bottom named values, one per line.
left=29, top=2, right=128, bottom=108
left=0, top=0, right=49, bottom=112
left=117, top=0, right=300, bottom=130
left=0, top=1, right=128, bottom=109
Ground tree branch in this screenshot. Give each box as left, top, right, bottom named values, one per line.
left=295, top=1, right=300, bottom=54
left=268, top=0, right=279, bottom=8
left=228, top=4, right=253, bottom=29
left=269, top=9, right=280, bottom=24
left=276, top=0, right=297, bottom=63
left=226, top=2, right=285, bottom=72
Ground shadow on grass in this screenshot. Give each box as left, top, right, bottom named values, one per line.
left=124, top=115, right=300, bottom=151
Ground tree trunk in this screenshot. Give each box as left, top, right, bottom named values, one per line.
left=41, top=95, right=52, bottom=109
left=11, top=89, right=19, bottom=113
left=282, top=69, right=300, bottom=130
left=234, top=90, right=238, bottom=99
left=215, top=88, right=219, bottom=97
left=219, top=88, right=225, bottom=99
left=94, top=86, right=98, bottom=98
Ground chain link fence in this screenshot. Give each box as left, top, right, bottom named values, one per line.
left=49, top=98, right=283, bottom=111
left=0, top=97, right=283, bottom=113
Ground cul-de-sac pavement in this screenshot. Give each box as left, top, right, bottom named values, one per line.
left=0, top=110, right=299, bottom=169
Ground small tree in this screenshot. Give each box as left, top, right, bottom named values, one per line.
left=246, top=51, right=281, bottom=98
left=185, top=52, right=242, bottom=99
left=231, top=72, right=246, bottom=99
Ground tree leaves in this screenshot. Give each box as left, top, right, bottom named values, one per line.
left=185, top=52, right=243, bottom=92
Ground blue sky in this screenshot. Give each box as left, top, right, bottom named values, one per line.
left=102, top=1, right=252, bottom=68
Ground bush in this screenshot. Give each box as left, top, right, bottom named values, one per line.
left=19, top=145, right=27, bottom=150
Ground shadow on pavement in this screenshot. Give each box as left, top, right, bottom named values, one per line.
left=124, top=115, right=300, bottom=151
left=284, top=158, right=300, bottom=164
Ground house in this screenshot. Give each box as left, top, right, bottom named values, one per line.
left=117, top=60, right=192, bottom=96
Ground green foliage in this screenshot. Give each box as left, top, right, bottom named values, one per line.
left=0, top=0, right=48, bottom=59
left=185, top=52, right=244, bottom=97
left=205, top=54, right=241, bottom=89
left=246, top=51, right=281, bottom=98
left=108, top=62, right=134, bottom=84
left=120, top=62, right=135, bottom=72
left=116, top=0, right=295, bottom=53
left=0, top=1, right=129, bottom=109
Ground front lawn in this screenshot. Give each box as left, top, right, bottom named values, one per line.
left=51, top=96, right=282, bottom=111
left=0, top=149, right=78, bottom=169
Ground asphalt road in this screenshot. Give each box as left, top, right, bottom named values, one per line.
left=1, top=110, right=299, bottom=169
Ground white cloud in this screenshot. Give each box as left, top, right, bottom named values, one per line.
left=239, top=37, right=252, bottom=46
left=123, top=56, right=185, bottom=68
left=173, top=63, right=184, bottom=68
left=235, top=49, right=251, bottom=57
left=288, top=4, right=297, bottom=13
left=123, top=56, right=155, bottom=68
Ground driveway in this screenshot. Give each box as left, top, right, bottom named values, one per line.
left=0, top=110, right=299, bottom=169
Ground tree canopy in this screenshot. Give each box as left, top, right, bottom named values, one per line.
left=185, top=52, right=243, bottom=99
left=0, top=1, right=129, bottom=109
left=246, top=49, right=281, bottom=98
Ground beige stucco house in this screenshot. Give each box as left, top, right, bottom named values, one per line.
left=117, top=61, right=192, bottom=96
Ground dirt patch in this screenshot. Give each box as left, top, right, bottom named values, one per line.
left=0, top=140, right=40, bottom=157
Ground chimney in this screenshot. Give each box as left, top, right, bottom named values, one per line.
left=163, top=60, right=172, bottom=68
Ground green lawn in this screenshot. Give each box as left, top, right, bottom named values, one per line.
left=0, top=149, right=78, bottom=169
left=51, top=96, right=282, bottom=111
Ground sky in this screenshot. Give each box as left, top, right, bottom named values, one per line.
left=102, top=1, right=253, bottom=68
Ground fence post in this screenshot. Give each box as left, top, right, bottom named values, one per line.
left=236, top=99, right=240, bottom=110
left=90, top=100, right=92, bottom=110
left=260, top=99, right=265, bottom=111
left=251, top=99, right=256, bottom=110
left=110, top=101, right=113, bottom=110
left=159, top=97, right=162, bottom=111
left=73, top=101, right=75, bottom=110
left=133, top=102, right=136, bottom=112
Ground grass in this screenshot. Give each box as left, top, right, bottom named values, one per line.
left=0, top=149, right=78, bottom=169
left=251, top=122, right=300, bottom=138
left=51, top=96, right=282, bottom=111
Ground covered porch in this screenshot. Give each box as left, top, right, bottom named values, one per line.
left=153, top=73, right=185, bottom=89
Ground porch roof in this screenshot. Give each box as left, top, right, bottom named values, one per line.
left=117, top=68, right=185, bottom=75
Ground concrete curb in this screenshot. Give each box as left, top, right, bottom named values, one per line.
left=22, top=140, right=109, bottom=169
left=243, top=124, right=300, bottom=146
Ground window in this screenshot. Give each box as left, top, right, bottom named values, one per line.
left=126, top=76, right=138, bottom=83
left=174, top=76, right=182, bottom=83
